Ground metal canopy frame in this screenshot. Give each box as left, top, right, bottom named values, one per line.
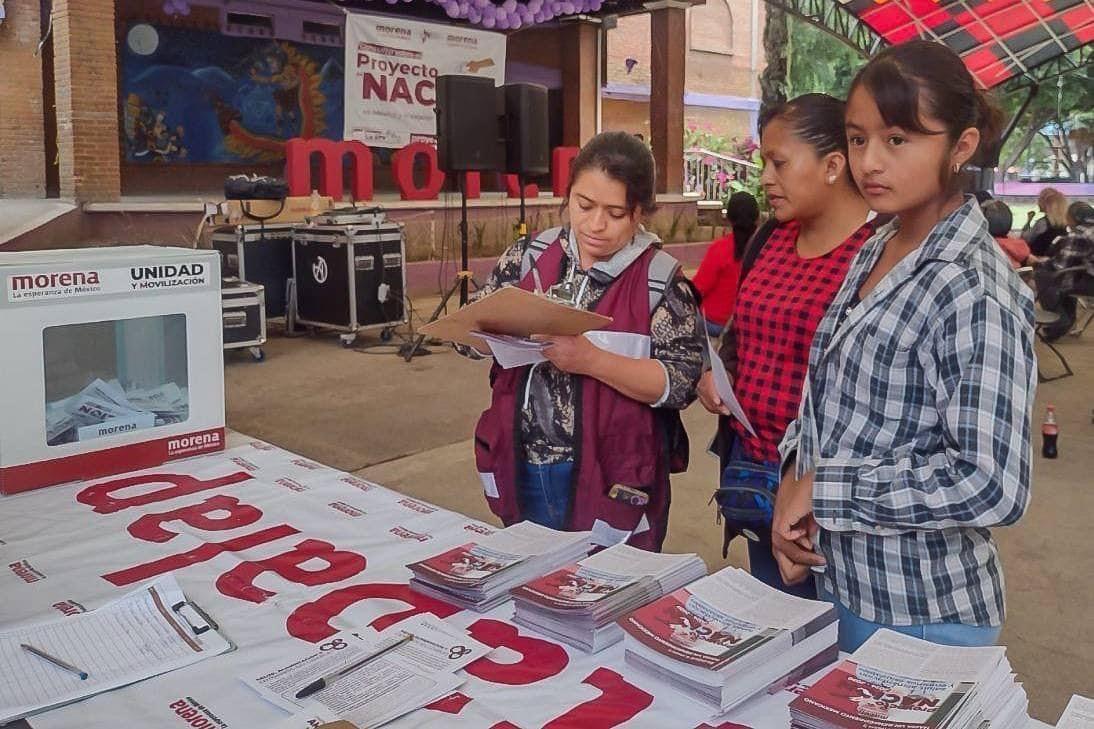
left=765, top=0, right=1093, bottom=90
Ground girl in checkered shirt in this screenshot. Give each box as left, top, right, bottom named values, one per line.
left=772, top=41, right=1036, bottom=652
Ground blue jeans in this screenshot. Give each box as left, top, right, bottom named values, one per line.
left=704, top=317, right=725, bottom=338
left=817, top=584, right=1002, bottom=652
left=519, top=461, right=574, bottom=530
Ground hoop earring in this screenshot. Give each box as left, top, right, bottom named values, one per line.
left=953, top=163, right=961, bottom=174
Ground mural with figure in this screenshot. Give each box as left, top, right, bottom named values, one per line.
left=121, top=23, right=344, bottom=164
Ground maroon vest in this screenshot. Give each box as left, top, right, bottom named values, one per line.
left=473, top=236, right=688, bottom=551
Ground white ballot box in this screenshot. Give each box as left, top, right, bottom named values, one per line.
left=0, top=246, right=225, bottom=494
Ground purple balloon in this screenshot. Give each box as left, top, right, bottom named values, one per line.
left=509, top=13, right=522, bottom=28
left=482, top=14, right=496, bottom=27
left=501, top=0, right=516, bottom=11
left=496, top=13, right=510, bottom=28
left=468, top=6, right=482, bottom=21
left=444, top=0, right=460, bottom=17
left=482, top=2, right=497, bottom=17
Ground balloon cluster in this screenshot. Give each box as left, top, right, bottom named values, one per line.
left=162, top=0, right=191, bottom=15
left=379, top=0, right=605, bottom=29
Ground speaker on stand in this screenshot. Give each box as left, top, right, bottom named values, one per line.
left=401, top=75, right=502, bottom=361
left=502, top=83, right=550, bottom=239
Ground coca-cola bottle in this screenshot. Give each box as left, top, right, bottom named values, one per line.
left=1042, top=406, right=1059, bottom=459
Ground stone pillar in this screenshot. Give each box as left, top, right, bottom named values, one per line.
left=646, top=0, right=688, bottom=194
left=0, top=0, right=47, bottom=197
left=560, top=17, right=599, bottom=148
left=53, top=0, right=120, bottom=202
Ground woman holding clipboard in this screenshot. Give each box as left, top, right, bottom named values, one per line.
left=459, top=131, right=705, bottom=551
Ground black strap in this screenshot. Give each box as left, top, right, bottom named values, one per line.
left=736, top=216, right=780, bottom=292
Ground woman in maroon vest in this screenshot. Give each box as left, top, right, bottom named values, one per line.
left=460, top=131, right=705, bottom=551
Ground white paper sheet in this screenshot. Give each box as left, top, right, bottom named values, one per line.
left=0, top=574, right=232, bottom=724
left=707, top=338, right=756, bottom=437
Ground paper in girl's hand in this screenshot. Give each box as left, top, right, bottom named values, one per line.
left=707, top=338, right=756, bottom=437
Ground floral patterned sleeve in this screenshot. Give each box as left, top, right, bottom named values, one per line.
left=452, top=239, right=526, bottom=359
left=649, top=275, right=705, bottom=409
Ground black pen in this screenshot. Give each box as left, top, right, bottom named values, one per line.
left=294, top=634, right=413, bottom=699
left=21, top=643, right=89, bottom=680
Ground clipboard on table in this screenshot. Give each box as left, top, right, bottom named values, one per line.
left=418, top=286, right=613, bottom=351
left=0, top=573, right=234, bottom=724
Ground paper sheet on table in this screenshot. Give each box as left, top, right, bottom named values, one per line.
left=246, top=616, right=490, bottom=729
left=1058, top=695, right=1094, bottom=729
left=0, top=574, right=232, bottom=724
left=707, top=337, right=756, bottom=437
left=473, top=329, right=652, bottom=370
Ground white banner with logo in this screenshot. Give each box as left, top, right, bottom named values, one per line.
left=343, top=12, right=506, bottom=148
left=0, top=440, right=842, bottom=729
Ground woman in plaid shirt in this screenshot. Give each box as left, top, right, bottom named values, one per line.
left=772, top=41, right=1036, bottom=652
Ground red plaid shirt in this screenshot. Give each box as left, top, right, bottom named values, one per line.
left=730, top=220, right=873, bottom=462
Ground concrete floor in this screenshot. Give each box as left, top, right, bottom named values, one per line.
left=225, top=308, right=1094, bottom=724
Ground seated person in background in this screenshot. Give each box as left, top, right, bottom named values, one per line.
left=1021, top=187, right=1069, bottom=256
left=1034, top=202, right=1094, bottom=340
left=691, top=191, right=760, bottom=337
left=982, top=199, right=1030, bottom=267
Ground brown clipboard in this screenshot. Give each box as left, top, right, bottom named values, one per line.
left=418, top=287, right=612, bottom=351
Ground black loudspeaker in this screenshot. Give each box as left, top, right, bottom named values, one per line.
left=503, top=83, right=550, bottom=176
left=436, top=75, right=502, bottom=172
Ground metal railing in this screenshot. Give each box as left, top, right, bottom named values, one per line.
left=683, top=148, right=759, bottom=202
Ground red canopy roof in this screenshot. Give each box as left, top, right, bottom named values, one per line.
left=842, top=0, right=1093, bottom=87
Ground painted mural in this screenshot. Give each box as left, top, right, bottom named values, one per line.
left=121, top=23, right=344, bottom=164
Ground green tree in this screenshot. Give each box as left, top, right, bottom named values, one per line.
left=786, top=17, right=866, bottom=98
left=996, top=68, right=1093, bottom=182
left=760, top=6, right=789, bottom=117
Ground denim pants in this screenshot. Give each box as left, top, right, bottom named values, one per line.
left=519, top=461, right=574, bottom=530
left=817, top=584, right=1002, bottom=653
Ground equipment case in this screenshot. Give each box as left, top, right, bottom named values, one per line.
left=210, top=222, right=293, bottom=318
left=221, top=279, right=267, bottom=361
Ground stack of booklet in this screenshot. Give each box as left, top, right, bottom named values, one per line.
left=509, top=543, right=707, bottom=652
left=406, top=522, right=592, bottom=611
left=789, top=629, right=1029, bottom=729
left=619, top=566, right=839, bottom=712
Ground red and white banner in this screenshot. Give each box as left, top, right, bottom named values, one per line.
left=343, top=13, right=506, bottom=148
left=0, top=442, right=1052, bottom=728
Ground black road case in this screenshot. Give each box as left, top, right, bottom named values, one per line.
left=211, top=222, right=293, bottom=318
left=291, top=210, right=407, bottom=346
left=221, top=279, right=267, bottom=361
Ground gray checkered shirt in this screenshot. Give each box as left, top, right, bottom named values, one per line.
left=780, top=198, right=1036, bottom=627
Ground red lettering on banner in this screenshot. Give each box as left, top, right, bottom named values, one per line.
left=286, top=583, right=460, bottom=642
left=215, top=539, right=366, bottom=604
left=77, top=471, right=253, bottom=514
left=504, top=174, right=539, bottom=200
left=464, top=619, right=568, bottom=685
left=552, top=147, right=580, bottom=196
left=284, top=138, right=374, bottom=201
left=128, top=495, right=263, bottom=543
left=426, top=692, right=473, bottom=714
left=463, top=171, right=481, bottom=199
left=392, top=142, right=445, bottom=200
left=543, top=668, right=653, bottom=729
left=103, top=525, right=298, bottom=586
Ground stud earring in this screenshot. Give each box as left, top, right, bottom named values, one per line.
left=827, top=175, right=836, bottom=184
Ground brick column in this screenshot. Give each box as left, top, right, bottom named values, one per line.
left=646, top=0, right=688, bottom=194
left=0, top=0, right=47, bottom=197
left=52, top=0, right=120, bottom=202
left=560, top=17, right=599, bottom=148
